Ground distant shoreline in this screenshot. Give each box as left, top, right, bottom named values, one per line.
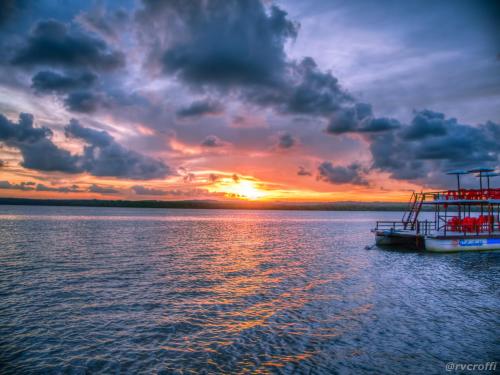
left=0, top=197, right=435, bottom=211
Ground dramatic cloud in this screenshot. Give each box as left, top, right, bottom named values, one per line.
left=0, top=113, right=171, bottom=179
left=401, top=110, right=450, bottom=140
left=318, top=162, right=368, bottom=186
left=30, top=70, right=103, bottom=114
left=147, top=1, right=298, bottom=87
left=88, top=184, right=118, bottom=194
left=252, top=57, right=352, bottom=116
left=131, top=185, right=167, bottom=196
left=65, top=119, right=171, bottom=179
left=143, top=1, right=351, bottom=119
left=12, top=19, right=125, bottom=71
left=176, top=99, right=223, bottom=118
left=31, top=70, right=96, bottom=93
left=1, top=0, right=498, bottom=199
left=369, top=110, right=500, bottom=181
left=326, top=103, right=400, bottom=134
left=0, top=113, right=82, bottom=173
left=64, top=91, right=103, bottom=113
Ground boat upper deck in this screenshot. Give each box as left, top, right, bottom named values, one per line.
left=420, top=188, right=500, bottom=205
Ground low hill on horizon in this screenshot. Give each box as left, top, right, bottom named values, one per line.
left=0, top=197, right=425, bottom=211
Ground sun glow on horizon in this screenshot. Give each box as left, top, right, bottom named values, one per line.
left=213, top=180, right=267, bottom=200
left=224, top=180, right=267, bottom=200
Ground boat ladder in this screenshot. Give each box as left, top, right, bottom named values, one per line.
left=403, top=192, right=424, bottom=230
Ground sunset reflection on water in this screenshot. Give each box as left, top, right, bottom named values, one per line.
left=0, top=206, right=498, bottom=374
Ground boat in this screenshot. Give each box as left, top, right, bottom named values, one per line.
left=372, top=168, right=500, bottom=252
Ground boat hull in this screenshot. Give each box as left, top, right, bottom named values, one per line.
left=425, top=237, right=500, bottom=252
left=374, top=230, right=424, bottom=250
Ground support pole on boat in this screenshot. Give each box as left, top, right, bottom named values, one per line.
left=447, top=170, right=468, bottom=221
left=468, top=167, right=495, bottom=192
left=483, top=172, right=499, bottom=190
left=446, top=170, right=468, bottom=198
left=468, top=167, right=495, bottom=216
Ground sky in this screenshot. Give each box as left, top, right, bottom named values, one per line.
left=0, top=0, right=498, bottom=202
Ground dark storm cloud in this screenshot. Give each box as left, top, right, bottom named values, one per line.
left=65, top=119, right=171, bottom=179
left=326, top=103, right=400, bottom=134
left=317, top=161, right=368, bottom=186
left=369, top=131, right=428, bottom=180
left=176, top=99, right=223, bottom=118
left=134, top=0, right=499, bottom=189
left=297, top=166, right=312, bottom=176
left=145, top=0, right=298, bottom=86
left=88, top=184, right=118, bottom=194
left=31, top=70, right=96, bottom=93
left=12, top=19, right=125, bottom=71
left=2, top=0, right=497, bottom=192
left=0, top=112, right=171, bottom=179
left=400, top=109, right=449, bottom=140
left=254, top=57, right=352, bottom=116
left=369, top=109, right=500, bottom=182
left=131, top=185, right=167, bottom=196
left=361, top=117, right=401, bottom=133
left=139, top=1, right=351, bottom=117
left=0, top=113, right=82, bottom=173
left=13, top=18, right=133, bottom=116
left=64, top=91, right=103, bottom=113
left=200, top=135, right=224, bottom=148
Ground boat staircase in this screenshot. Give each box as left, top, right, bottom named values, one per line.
left=403, top=192, right=424, bottom=230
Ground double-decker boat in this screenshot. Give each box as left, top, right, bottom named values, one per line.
left=372, top=168, right=500, bottom=252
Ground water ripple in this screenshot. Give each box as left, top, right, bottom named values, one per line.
left=0, top=206, right=498, bottom=374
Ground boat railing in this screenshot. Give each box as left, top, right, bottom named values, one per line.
left=407, top=188, right=500, bottom=203
left=375, top=220, right=435, bottom=235
left=432, top=188, right=500, bottom=202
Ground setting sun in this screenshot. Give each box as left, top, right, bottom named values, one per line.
left=226, top=180, right=266, bottom=200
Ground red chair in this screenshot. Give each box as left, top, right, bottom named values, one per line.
left=462, top=217, right=474, bottom=233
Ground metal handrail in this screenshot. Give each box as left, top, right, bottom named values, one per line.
left=375, top=220, right=435, bottom=235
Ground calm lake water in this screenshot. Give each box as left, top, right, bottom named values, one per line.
left=0, top=205, right=498, bottom=374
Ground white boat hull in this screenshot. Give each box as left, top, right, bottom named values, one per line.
left=425, top=237, right=500, bottom=252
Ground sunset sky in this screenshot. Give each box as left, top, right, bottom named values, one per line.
left=0, top=0, right=498, bottom=202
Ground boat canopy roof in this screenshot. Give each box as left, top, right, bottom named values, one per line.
left=468, top=167, right=495, bottom=173
left=446, top=169, right=469, bottom=175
